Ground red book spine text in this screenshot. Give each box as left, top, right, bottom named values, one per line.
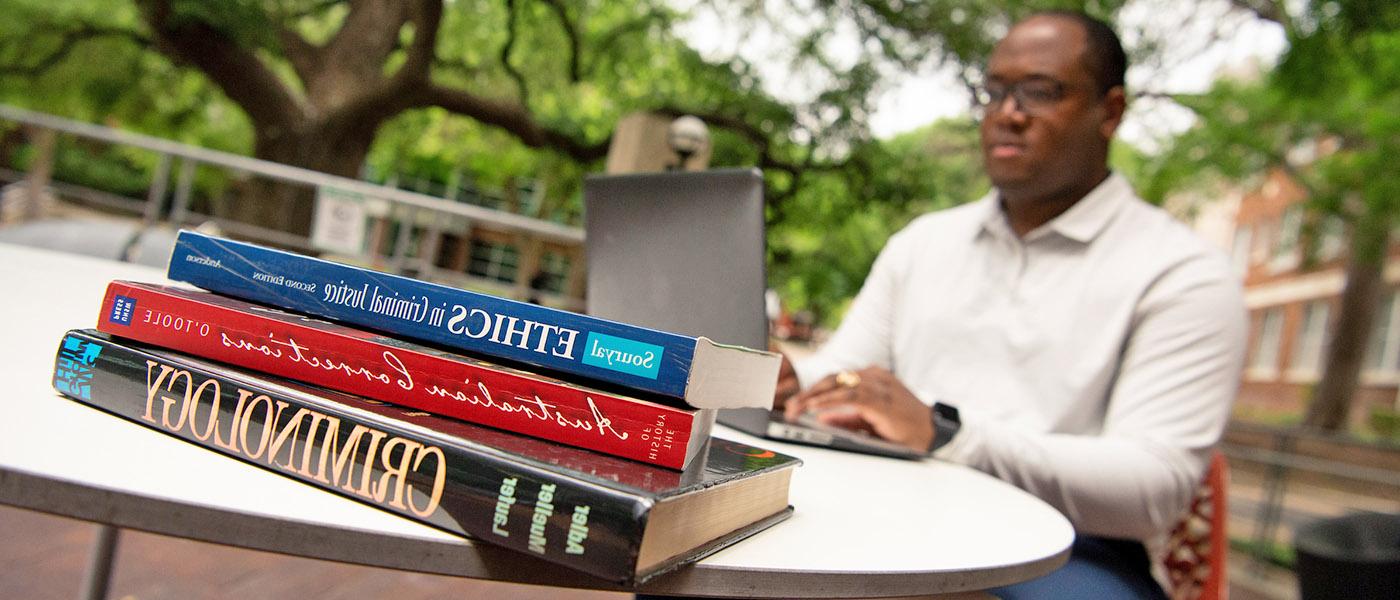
left=97, top=282, right=695, bottom=468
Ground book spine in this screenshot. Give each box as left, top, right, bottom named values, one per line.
left=166, top=231, right=697, bottom=398
left=96, top=282, right=698, bottom=469
left=51, top=330, right=651, bottom=583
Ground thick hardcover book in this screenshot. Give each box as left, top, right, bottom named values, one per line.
left=165, top=230, right=780, bottom=409
left=51, top=330, right=799, bottom=585
left=97, top=280, right=709, bottom=469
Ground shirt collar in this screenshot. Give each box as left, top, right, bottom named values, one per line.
left=976, top=172, right=1132, bottom=244
left=974, top=190, right=1010, bottom=241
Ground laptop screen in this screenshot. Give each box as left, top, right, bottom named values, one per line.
left=582, top=169, right=768, bottom=350
left=583, top=170, right=922, bottom=458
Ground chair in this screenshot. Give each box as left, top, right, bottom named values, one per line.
left=1163, top=450, right=1230, bottom=600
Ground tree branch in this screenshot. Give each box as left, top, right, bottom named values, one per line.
left=270, top=0, right=346, bottom=77
left=396, top=0, right=443, bottom=83
left=285, top=0, right=346, bottom=20
left=432, top=55, right=484, bottom=77
left=137, top=0, right=304, bottom=130
left=323, top=0, right=410, bottom=77
left=652, top=105, right=767, bottom=158
left=411, top=84, right=609, bottom=161
left=1226, top=0, right=1294, bottom=32
left=279, top=28, right=322, bottom=85
left=500, top=0, right=531, bottom=106
left=0, top=24, right=150, bottom=78
left=651, top=106, right=852, bottom=185
left=540, top=0, right=581, bottom=82
left=583, top=9, right=669, bottom=78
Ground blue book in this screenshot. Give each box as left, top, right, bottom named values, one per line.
left=166, top=230, right=779, bottom=409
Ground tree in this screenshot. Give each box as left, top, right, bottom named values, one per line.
left=1146, top=1, right=1400, bottom=430
left=3, top=0, right=839, bottom=229
left=769, top=117, right=988, bottom=327
left=0, top=0, right=1268, bottom=324
left=691, top=0, right=1234, bottom=323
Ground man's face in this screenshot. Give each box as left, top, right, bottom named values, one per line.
left=979, top=17, right=1121, bottom=199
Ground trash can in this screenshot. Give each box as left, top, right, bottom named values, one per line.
left=1293, top=512, right=1400, bottom=600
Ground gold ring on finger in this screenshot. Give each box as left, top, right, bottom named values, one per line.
left=836, top=370, right=861, bottom=388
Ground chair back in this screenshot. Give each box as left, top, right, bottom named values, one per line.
left=1163, top=450, right=1229, bottom=600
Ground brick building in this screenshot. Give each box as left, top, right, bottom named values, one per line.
left=1222, top=169, right=1398, bottom=424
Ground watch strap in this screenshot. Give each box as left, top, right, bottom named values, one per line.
left=928, top=402, right=961, bottom=455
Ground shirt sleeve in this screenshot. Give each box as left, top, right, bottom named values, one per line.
left=792, top=229, right=906, bottom=388
left=938, top=255, right=1247, bottom=540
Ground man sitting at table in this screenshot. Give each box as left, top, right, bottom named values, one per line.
left=777, top=10, right=1246, bottom=599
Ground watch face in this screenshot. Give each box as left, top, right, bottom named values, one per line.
left=930, top=402, right=960, bottom=453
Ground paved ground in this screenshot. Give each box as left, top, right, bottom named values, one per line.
left=1223, top=465, right=1400, bottom=600
left=0, top=484, right=1315, bottom=600
left=0, top=504, right=628, bottom=600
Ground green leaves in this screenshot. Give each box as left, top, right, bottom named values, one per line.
left=160, top=0, right=282, bottom=50
left=768, top=118, right=986, bottom=325
left=1152, top=2, right=1398, bottom=215
left=0, top=0, right=1190, bottom=323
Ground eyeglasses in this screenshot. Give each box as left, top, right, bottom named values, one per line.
left=974, top=78, right=1091, bottom=115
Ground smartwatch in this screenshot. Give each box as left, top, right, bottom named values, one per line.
left=928, top=402, right=961, bottom=455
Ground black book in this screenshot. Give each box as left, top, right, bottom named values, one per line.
left=51, top=329, right=799, bottom=585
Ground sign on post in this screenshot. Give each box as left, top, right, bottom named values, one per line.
left=312, top=185, right=372, bottom=255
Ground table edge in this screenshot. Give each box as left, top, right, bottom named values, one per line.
left=0, top=465, right=1070, bottom=597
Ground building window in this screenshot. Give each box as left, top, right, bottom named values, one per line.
left=532, top=251, right=572, bottom=294
left=460, top=188, right=506, bottom=211
left=1365, top=292, right=1400, bottom=379
left=467, top=239, right=519, bottom=283
left=1318, top=215, right=1345, bottom=262
left=1288, top=301, right=1330, bottom=380
left=1250, top=217, right=1274, bottom=264
left=1231, top=225, right=1253, bottom=274
left=1269, top=205, right=1302, bottom=272
left=1249, top=307, right=1285, bottom=379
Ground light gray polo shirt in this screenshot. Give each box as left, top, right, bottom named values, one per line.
left=796, top=173, right=1247, bottom=540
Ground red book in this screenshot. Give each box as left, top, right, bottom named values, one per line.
left=96, top=281, right=709, bottom=469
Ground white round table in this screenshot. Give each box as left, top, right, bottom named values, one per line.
left=0, top=242, right=1073, bottom=597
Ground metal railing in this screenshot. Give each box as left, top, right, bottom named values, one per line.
left=0, top=104, right=584, bottom=307
left=1222, top=426, right=1400, bottom=578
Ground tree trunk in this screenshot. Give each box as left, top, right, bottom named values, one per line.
left=222, top=121, right=380, bottom=236
left=1305, top=212, right=1390, bottom=431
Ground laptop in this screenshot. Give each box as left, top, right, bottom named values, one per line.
left=583, top=169, right=923, bottom=460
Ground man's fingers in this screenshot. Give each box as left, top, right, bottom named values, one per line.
left=814, top=410, right=876, bottom=434
left=784, top=374, right=834, bottom=419
left=784, top=388, right=819, bottom=421
left=783, top=392, right=812, bottom=421
left=786, top=386, right=863, bottom=421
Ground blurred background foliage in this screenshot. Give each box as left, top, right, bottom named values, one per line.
left=1140, top=0, right=1400, bottom=430
left=0, top=0, right=1390, bottom=349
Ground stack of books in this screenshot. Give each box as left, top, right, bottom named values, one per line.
left=49, top=230, right=799, bottom=585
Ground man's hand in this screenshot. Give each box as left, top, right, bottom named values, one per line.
left=772, top=353, right=800, bottom=411
left=782, top=366, right=934, bottom=453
